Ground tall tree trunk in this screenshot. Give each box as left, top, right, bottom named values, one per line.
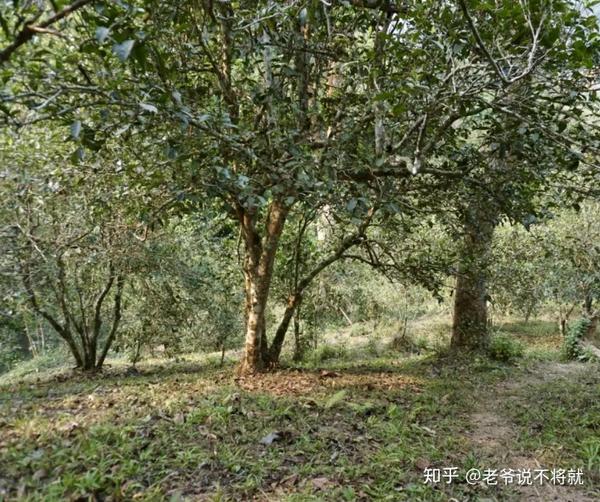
left=15, top=326, right=31, bottom=358
left=451, top=205, right=495, bottom=351
left=238, top=200, right=288, bottom=375
left=585, top=315, right=599, bottom=344
left=584, top=294, right=594, bottom=317
left=584, top=306, right=599, bottom=346
left=81, top=347, right=97, bottom=372
left=96, top=275, right=125, bottom=369
left=240, top=270, right=269, bottom=373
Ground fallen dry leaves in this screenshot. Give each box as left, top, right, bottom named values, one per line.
left=235, top=369, right=422, bottom=396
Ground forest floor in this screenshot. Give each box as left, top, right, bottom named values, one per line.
left=0, top=320, right=599, bottom=501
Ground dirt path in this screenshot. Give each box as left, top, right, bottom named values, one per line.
left=467, top=362, right=594, bottom=502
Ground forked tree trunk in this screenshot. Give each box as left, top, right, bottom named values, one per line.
left=21, top=257, right=124, bottom=372
left=265, top=211, right=374, bottom=366
left=451, top=206, right=495, bottom=351
left=237, top=203, right=374, bottom=373
left=558, top=303, right=576, bottom=338
left=237, top=200, right=288, bottom=375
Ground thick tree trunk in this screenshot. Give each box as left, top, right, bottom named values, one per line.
left=239, top=274, right=269, bottom=373
left=451, top=206, right=495, bottom=351
left=81, top=350, right=98, bottom=372
left=237, top=200, right=288, bottom=375
left=452, top=269, right=490, bottom=349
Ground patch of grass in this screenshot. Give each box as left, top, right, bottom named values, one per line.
left=0, top=353, right=502, bottom=501
left=496, top=319, right=558, bottom=338
left=582, top=439, right=600, bottom=471
left=494, top=319, right=562, bottom=360
left=1, top=335, right=597, bottom=501
left=0, top=349, right=73, bottom=385
left=389, top=332, right=434, bottom=356
left=504, top=364, right=600, bottom=488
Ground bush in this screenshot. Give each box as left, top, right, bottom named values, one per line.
left=389, top=332, right=430, bottom=355
left=488, top=334, right=524, bottom=362
left=563, top=318, right=592, bottom=361
left=307, top=344, right=349, bottom=364
left=366, top=337, right=384, bottom=357
left=349, top=324, right=368, bottom=337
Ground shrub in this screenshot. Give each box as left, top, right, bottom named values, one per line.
left=389, top=332, right=430, bottom=355
left=488, top=334, right=524, bottom=362
left=308, top=344, right=349, bottom=364
left=563, top=318, right=592, bottom=361
left=349, top=324, right=368, bottom=337
left=366, top=337, right=383, bottom=357
left=582, top=439, right=600, bottom=470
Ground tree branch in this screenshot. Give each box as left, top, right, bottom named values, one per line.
left=96, top=275, right=125, bottom=369
left=0, top=0, right=94, bottom=65
left=457, top=0, right=547, bottom=86
left=267, top=207, right=376, bottom=361
left=92, top=262, right=116, bottom=345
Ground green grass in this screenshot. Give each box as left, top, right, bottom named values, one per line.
left=504, top=365, right=600, bottom=475
left=494, top=319, right=563, bottom=360
left=0, top=320, right=598, bottom=501
left=0, top=357, right=485, bottom=501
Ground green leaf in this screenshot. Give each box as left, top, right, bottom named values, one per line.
left=70, top=147, right=84, bottom=164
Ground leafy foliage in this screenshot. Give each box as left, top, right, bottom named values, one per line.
left=487, top=333, right=525, bottom=363
left=563, top=318, right=592, bottom=361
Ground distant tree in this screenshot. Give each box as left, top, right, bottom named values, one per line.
left=0, top=128, right=151, bottom=371
left=438, top=0, right=600, bottom=350
left=491, top=203, right=600, bottom=339
left=119, top=213, right=244, bottom=364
